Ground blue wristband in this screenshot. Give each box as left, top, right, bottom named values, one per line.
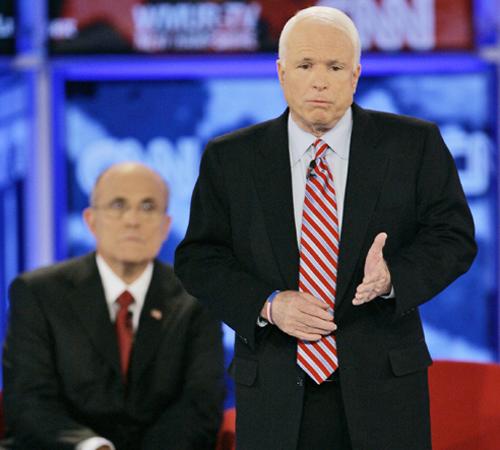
left=267, top=290, right=280, bottom=303
left=266, top=290, right=280, bottom=325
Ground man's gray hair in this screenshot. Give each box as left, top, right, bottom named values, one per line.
left=278, top=6, right=361, bottom=67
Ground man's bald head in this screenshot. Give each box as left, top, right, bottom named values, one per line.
left=91, top=162, right=169, bottom=211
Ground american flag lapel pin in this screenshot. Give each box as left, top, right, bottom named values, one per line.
left=150, top=309, right=163, bottom=320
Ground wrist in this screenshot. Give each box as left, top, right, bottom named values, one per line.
left=265, top=290, right=280, bottom=325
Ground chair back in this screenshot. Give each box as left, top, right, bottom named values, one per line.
left=429, top=360, right=500, bottom=450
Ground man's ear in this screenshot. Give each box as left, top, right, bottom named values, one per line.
left=83, top=207, right=97, bottom=237
left=161, top=215, right=172, bottom=242
left=276, top=59, right=285, bottom=86
left=352, top=63, right=362, bottom=92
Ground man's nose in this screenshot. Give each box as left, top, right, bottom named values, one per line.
left=122, top=207, right=141, bottom=225
left=312, top=69, right=329, bottom=90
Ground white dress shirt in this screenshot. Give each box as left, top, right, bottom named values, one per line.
left=75, top=255, right=153, bottom=450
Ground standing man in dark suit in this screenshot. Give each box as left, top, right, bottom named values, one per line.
left=175, top=6, right=476, bottom=450
left=3, top=162, right=225, bottom=450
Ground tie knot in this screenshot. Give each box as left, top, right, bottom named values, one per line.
left=313, top=139, right=329, bottom=160
left=116, top=290, right=134, bottom=309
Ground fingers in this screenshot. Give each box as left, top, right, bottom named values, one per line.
left=301, top=292, right=330, bottom=310
left=294, top=314, right=338, bottom=341
left=365, top=232, right=387, bottom=264
left=352, top=288, right=376, bottom=305
left=294, top=318, right=337, bottom=341
left=295, top=331, right=324, bottom=341
left=298, top=294, right=333, bottom=321
left=370, top=232, right=387, bottom=254
left=353, top=274, right=391, bottom=305
left=364, top=232, right=388, bottom=275
left=297, top=315, right=337, bottom=334
left=356, top=277, right=387, bottom=294
left=271, top=291, right=337, bottom=340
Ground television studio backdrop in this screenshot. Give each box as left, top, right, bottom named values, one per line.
left=0, top=0, right=499, bottom=406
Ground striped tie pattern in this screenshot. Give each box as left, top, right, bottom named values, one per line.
left=297, top=139, right=339, bottom=384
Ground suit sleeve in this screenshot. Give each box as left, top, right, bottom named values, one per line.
left=3, top=278, right=98, bottom=450
left=385, top=123, right=477, bottom=316
left=141, top=305, right=225, bottom=450
left=175, top=142, right=275, bottom=349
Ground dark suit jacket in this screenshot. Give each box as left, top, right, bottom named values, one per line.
left=174, top=105, right=477, bottom=450
left=3, top=254, right=225, bottom=450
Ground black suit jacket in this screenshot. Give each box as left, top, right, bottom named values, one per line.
left=175, top=105, right=477, bottom=450
left=3, top=254, right=225, bottom=450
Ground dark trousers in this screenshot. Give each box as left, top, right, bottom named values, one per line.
left=297, top=373, right=352, bottom=450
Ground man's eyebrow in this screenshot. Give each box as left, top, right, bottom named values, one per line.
left=324, top=59, right=345, bottom=65
left=297, top=57, right=344, bottom=64
left=106, top=196, right=126, bottom=203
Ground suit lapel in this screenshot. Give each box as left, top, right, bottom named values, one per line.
left=253, top=111, right=300, bottom=290
left=335, top=105, right=388, bottom=308
left=67, top=254, right=121, bottom=376
left=129, top=262, right=175, bottom=382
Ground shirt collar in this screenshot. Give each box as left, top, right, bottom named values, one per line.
left=288, top=107, right=353, bottom=165
left=96, top=254, right=153, bottom=310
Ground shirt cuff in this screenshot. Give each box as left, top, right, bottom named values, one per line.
left=256, top=316, right=269, bottom=327
left=380, top=285, right=395, bottom=299
left=76, top=437, right=115, bottom=450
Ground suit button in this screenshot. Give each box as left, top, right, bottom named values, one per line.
left=296, top=376, right=304, bottom=387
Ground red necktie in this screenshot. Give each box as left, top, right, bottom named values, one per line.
left=115, top=290, right=134, bottom=381
left=297, top=139, right=339, bottom=384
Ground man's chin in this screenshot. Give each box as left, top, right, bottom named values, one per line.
left=310, top=121, right=334, bottom=134
left=307, top=113, right=334, bottom=128
left=115, top=253, right=148, bottom=266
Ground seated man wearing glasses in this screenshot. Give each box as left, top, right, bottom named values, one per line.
left=3, top=162, right=224, bottom=450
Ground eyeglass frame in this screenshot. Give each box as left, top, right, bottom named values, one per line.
left=91, top=197, right=167, bottom=221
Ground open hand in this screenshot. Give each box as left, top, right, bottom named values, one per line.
left=353, top=232, right=391, bottom=305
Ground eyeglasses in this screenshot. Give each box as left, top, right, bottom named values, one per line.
left=93, top=198, right=166, bottom=221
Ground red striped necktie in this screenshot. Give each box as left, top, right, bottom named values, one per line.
left=297, top=139, right=339, bottom=384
